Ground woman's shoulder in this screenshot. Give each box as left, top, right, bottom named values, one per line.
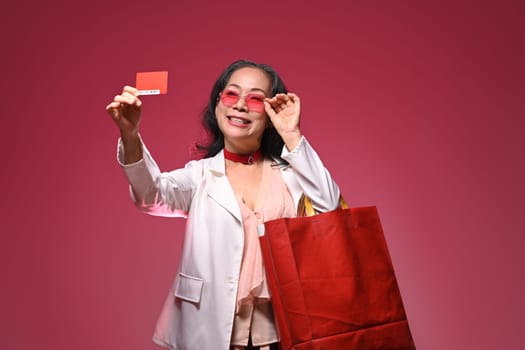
left=180, top=152, right=224, bottom=175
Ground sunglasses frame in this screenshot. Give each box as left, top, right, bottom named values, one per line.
left=219, top=89, right=266, bottom=113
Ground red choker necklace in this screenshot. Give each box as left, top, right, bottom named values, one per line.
left=223, top=148, right=262, bottom=165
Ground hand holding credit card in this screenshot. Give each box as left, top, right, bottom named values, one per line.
left=136, top=71, right=168, bottom=95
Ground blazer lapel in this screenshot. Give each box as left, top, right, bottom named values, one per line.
left=205, top=150, right=242, bottom=223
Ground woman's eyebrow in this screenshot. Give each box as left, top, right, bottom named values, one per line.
left=249, top=88, right=268, bottom=95
left=226, top=84, right=267, bottom=95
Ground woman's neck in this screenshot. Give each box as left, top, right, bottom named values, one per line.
left=224, top=148, right=262, bottom=165
left=223, top=140, right=261, bottom=155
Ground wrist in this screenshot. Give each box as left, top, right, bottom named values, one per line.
left=120, top=131, right=143, bottom=164
left=120, top=129, right=139, bottom=142
left=282, top=132, right=303, bottom=152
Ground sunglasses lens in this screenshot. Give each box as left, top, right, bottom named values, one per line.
left=220, top=90, right=240, bottom=107
left=246, top=94, right=265, bottom=112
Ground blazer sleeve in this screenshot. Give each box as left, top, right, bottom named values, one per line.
left=116, top=136, right=199, bottom=218
left=281, top=136, right=341, bottom=213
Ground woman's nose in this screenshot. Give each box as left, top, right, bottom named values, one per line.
left=233, top=96, right=248, bottom=112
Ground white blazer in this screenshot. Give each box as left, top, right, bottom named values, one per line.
left=118, top=136, right=340, bottom=350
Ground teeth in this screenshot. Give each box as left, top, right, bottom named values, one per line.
left=230, top=117, right=249, bottom=124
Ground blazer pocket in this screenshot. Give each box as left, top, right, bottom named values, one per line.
left=174, top=272, right=204, bottom=304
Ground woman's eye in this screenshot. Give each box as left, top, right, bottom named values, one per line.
left=224, top=90, right=239, bottom=97
left=248, top=95, right=264, bottom=102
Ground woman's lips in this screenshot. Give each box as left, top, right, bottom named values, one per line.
left=227, top=116, right=251, bottom=126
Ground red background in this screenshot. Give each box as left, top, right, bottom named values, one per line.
left=2, top=1, right=524, bottom=349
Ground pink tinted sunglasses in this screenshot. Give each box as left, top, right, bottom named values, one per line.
left=220, top=89, right=266, bottom=113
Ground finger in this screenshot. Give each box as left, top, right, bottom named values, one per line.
left=274, top=93, right=286, bottom=103
left=123, top=85, right=139, bottom=96
left=284, top=93, right=295, bottom=106
left=293, top=96, right=301, bottom=111
left=278, top=95, right=292, bottom=108
left=122, top=91, right=142, bottom=106
left=286, top=93, right=300, bottom=109
left=276, top=94, right=288, bottom=109
left=106, top=101, right=120, bottom=110
left=115, top=93, right=142, bottom=108
left=288, top=93, right=300, bottom=103
left=106, top=102, right=121, bottom=121
left=264, top=101, right=277, bottom=120
left=265, top=96, right=277, bottom=104
left=272, top=94, right=288, bottom=107
left=265, top=97, right=279, bottom=110
left=114, top=95, right=132, bottom=104
left=122, top=91, right=135, bottom=100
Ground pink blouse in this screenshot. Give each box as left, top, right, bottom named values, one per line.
left=230, top=159, right=296, bottom=348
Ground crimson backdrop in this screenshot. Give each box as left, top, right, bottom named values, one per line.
left=2, top=1, right=524, bottom=349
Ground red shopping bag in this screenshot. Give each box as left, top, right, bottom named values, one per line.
left=259, top=196, right=415, bottom=350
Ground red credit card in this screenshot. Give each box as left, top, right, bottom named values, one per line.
left=136, top=71, right=168, bottom=95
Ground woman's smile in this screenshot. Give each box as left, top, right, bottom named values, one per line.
left=227, top=115, right=252, bottom=126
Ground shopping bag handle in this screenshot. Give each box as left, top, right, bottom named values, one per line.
left=298, top=194, right=349, bottom=217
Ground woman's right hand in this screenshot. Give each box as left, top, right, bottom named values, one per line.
left=106, top=85, right=143, bottom=137
left=106, top=86, right=144, bottom=164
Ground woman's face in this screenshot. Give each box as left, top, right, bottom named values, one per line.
left=215, top=67, right=271, bottom=153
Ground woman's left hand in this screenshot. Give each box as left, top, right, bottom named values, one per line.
left=264, top=92, right=302, bottom=151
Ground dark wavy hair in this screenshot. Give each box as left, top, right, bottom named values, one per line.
left=195, top=59, right=288, bottom=159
